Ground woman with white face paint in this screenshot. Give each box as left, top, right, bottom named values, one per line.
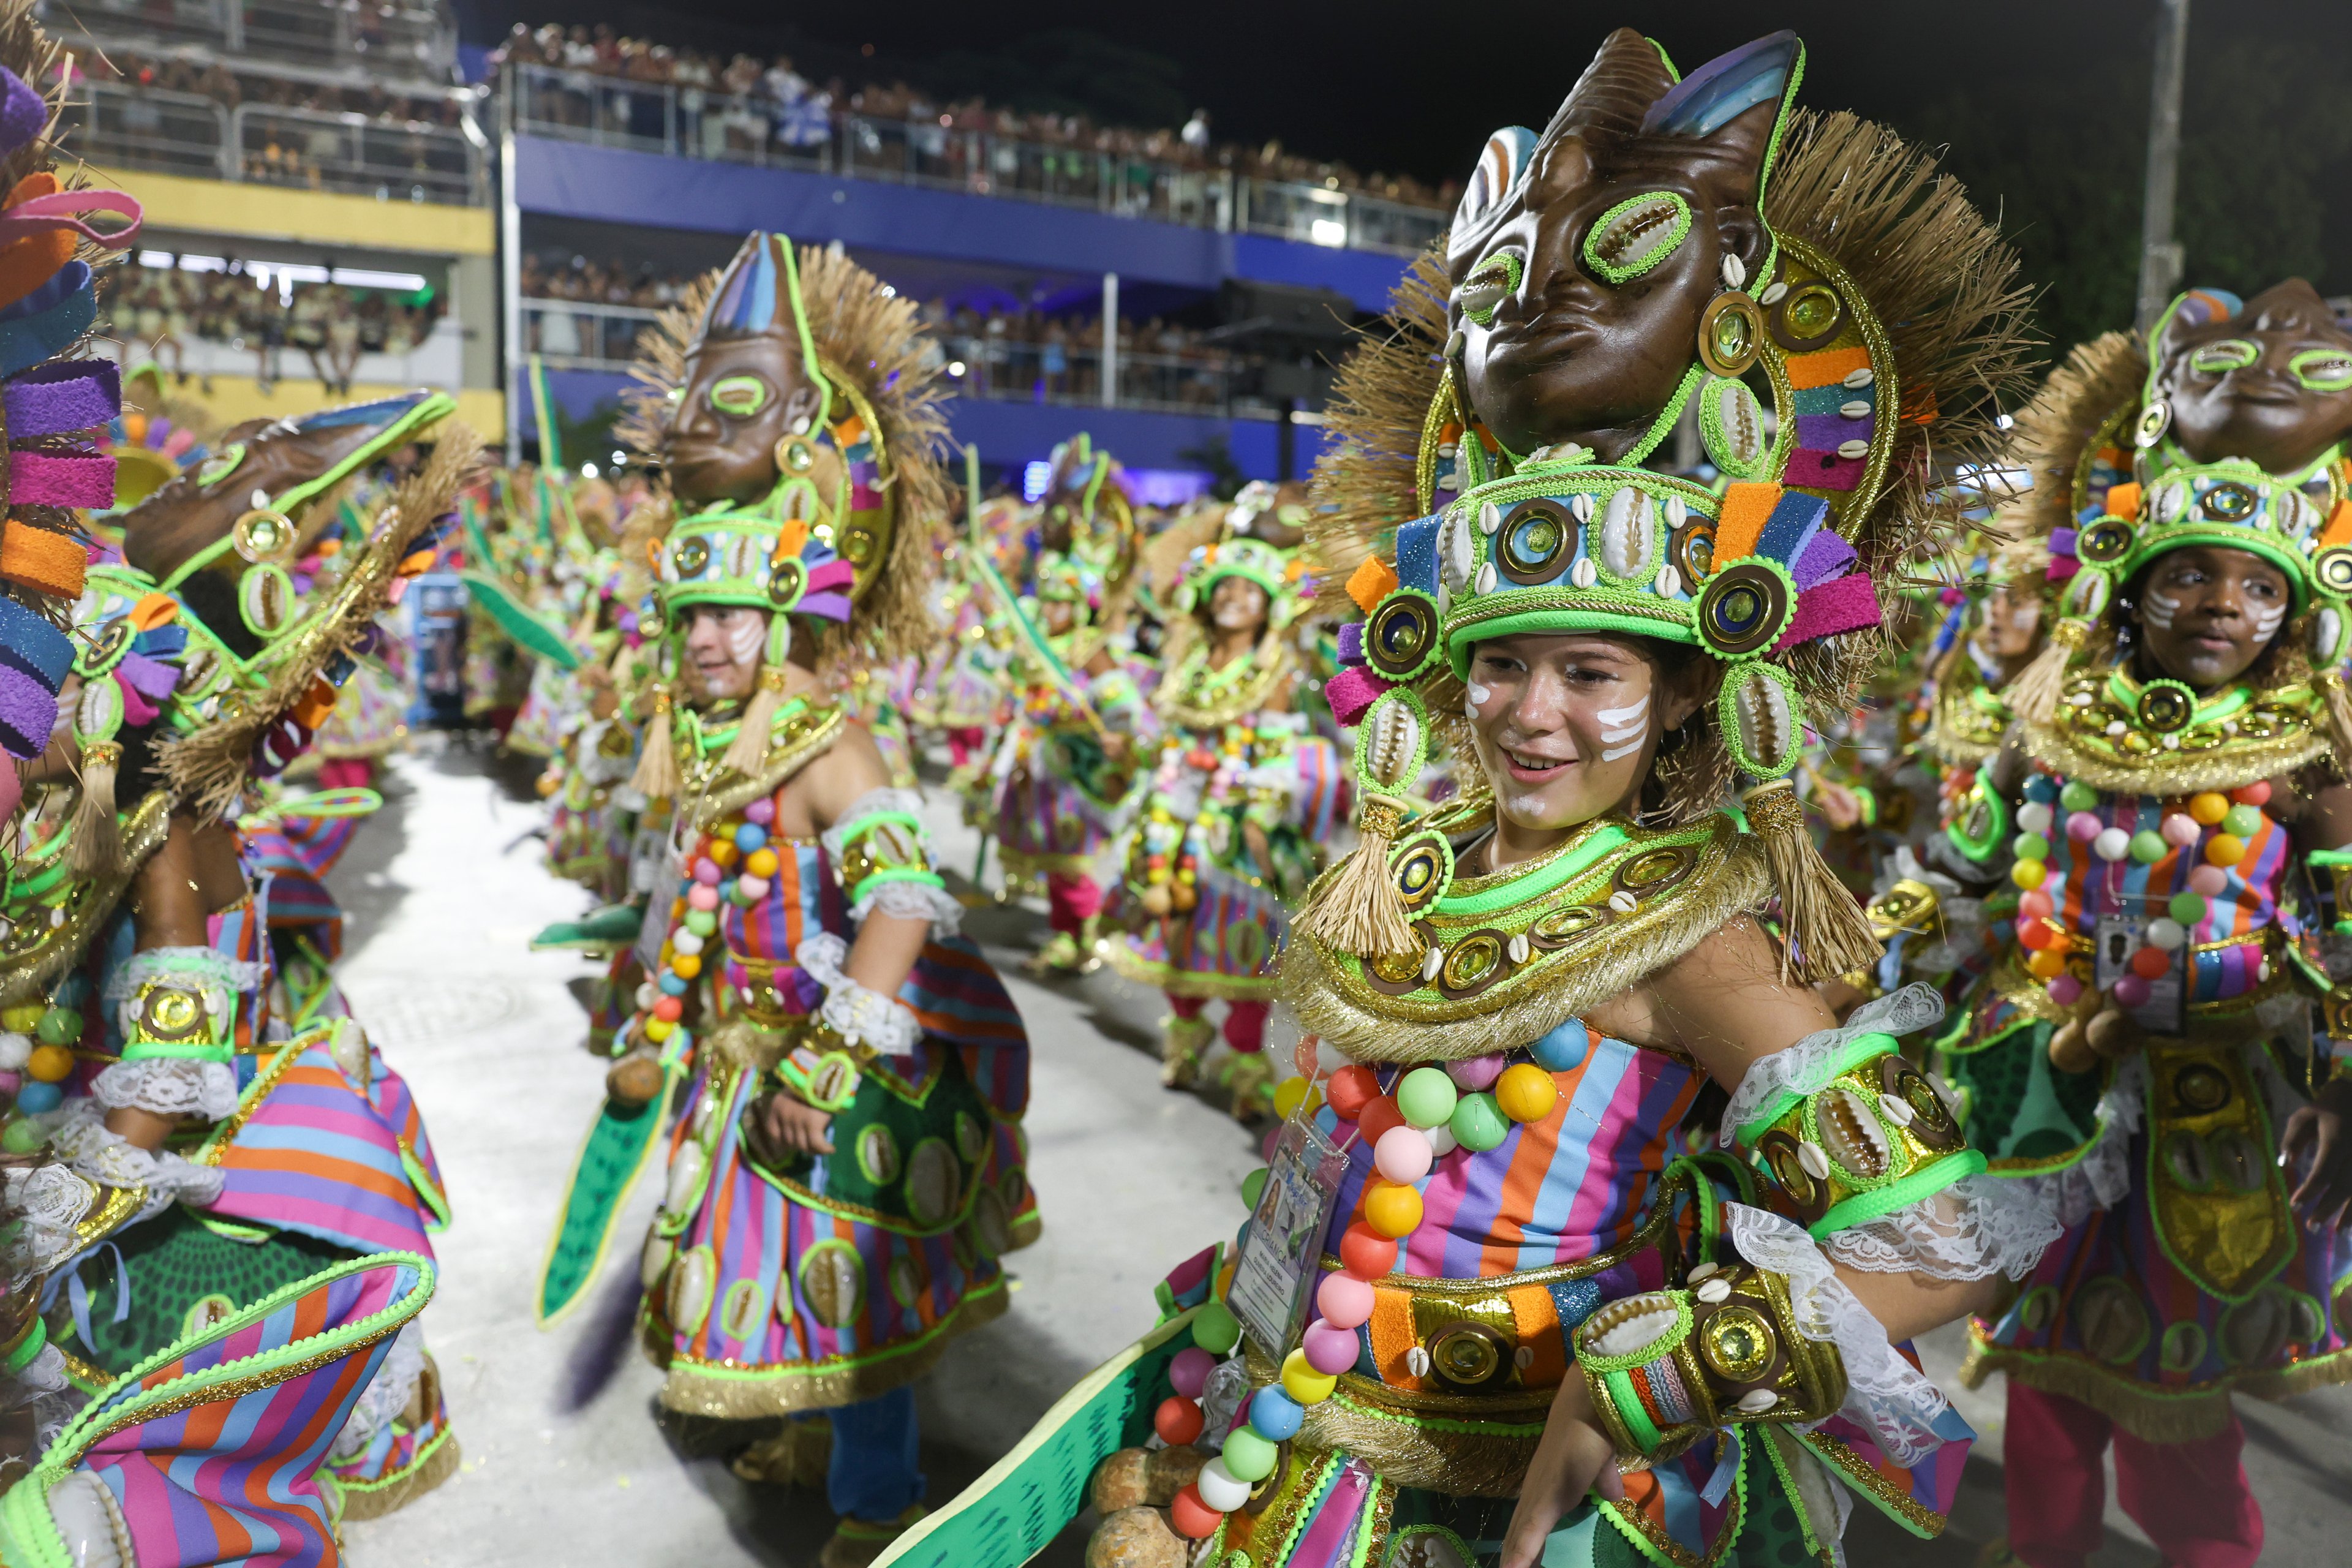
left=1011, top=41, right=2058, bottom=1566
left=1106, top=533, right=1345, bottom=1110
left=1938, top=283, right=2352, bottom=1568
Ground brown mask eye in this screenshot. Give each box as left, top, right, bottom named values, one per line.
left=709, top=375, right=771, bottom=418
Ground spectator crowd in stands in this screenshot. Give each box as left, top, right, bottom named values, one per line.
left=100, top=263, right=445, bottom=395
left=486, top=22, right=1453, bottom=213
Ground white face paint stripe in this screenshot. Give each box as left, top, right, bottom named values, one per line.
left=1600, top=741, right=1645, bottom=761
left=725, top=612, right=767, bottom=663
left=2143, top=590, right=2178, bottom=629
left=1597, top=692, right=1649, bottom=744
left=1465, top=681, right=1491, bottom=717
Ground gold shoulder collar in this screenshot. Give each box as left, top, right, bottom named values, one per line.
left=1155, top=643, right=1293, bottom=731
left=0, top=790, right=173, bottom=1009
left=685, top=700, right=848, bottom=827
left=1280, top=809, right=1768, bottom=1062
left=2021, top=663, right=2328, bottom=794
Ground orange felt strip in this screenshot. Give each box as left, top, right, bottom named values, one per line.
left=2103, top=481, right=2141, bottom=520
left=0, top=521, right=84, bottom=598
left=1368, top=1284, right=1423, bottom=1390
left=0, top=172, right=72, bottom=313
left=2321, top=500, right=2352, bottom=549
left=1347, top=554, right=1398, bottom=614
left=777, top=516, right=810, bottom=559
left=1714, top=483, right=1782, bottom=564
left=1784, top=346, right=1872, bottom=390
left=1510, top=1284, right=1567, bottom=1389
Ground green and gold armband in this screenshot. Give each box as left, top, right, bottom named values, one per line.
left=772, top=1031, right=865, bottom=1114
left=2311, top=849, right=2352, bottom=935
left=1733, top=1036, right=1982, bottom=1240
left=108, top=946, right=249, bottom=1064
left=1944, top=764, right=2010, bottom=866
left=1575, top=1264, right=1848, bottom=1461
left=825, top=788, right=946, bottom=915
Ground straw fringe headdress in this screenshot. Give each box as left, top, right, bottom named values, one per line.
left=1300, top=34, right=2035, bottom=985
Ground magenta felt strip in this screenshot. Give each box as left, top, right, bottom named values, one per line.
left=8, top=450, right=114, bottom=507
left=1325, top=666, right=1393, bottom=725
left=1774, top=572, right=1881, bottom=653
left=1782, top=448, right=1866, bottom=491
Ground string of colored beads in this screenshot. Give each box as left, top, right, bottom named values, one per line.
left=2008, top=774, right=2270, bottom=1006
left=639, top=796, right=782, bottom=1044
left=1159, top=1042, right=1567, bottom=1537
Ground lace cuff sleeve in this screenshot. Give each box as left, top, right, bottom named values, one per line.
left=1724, top=1204, right=1961, bottom=1467
left=794, top=932, right=922, bottom=1059
left=1717, top=985, right=2035, bottom=1276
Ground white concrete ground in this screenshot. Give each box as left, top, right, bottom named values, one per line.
left=332, top=742, right=2352, bottom=1567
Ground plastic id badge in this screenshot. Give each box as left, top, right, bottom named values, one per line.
left=2094, top=913, right=2185, bottom=1036
left=1226, top=1112, right=1348, bottom=1359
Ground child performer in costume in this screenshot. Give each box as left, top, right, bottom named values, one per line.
left=1107, top=533, right=1345, bottom=1109
left=536, top=233, right=1032, bottom=1568
left=1938, top=281, right=2352, bottom=1568
left=907, top=30, right=2052, bottom=1568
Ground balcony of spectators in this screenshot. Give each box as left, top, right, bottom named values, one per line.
left=40, top=0, right=457, bottom=84
left=491, top=36, right=1449, bottom=259
left=55, top=42, right=486, bottom=206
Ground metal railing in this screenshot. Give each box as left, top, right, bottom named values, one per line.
left=56, top=85, right=483, bottom=205
left=522, top=298, right=1245, bottom=414
left=40, top=0, right=454, bottom=81
left=233, top=102, right=481, bottom=204
left=56, top=83, right=232, bottom=179
left=503, top=63, right=1443, bottom=255
left=519, top=298, right=660, bottom=369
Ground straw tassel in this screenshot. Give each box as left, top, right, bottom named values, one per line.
left=1742, top=778, right=1882, bottom=984
left=725, top=665, right=788, bottom=775
left=70, top=741, right=123, bottom=876
left=631, top=684, right=680, bottom=799
left=1295, top=793, right=1419, bottom=960
left=2002, top=617, right=2087, bottom=728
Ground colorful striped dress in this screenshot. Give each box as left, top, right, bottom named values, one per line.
left=643, top=818, right=1034, bottom=1417
left=1952, top=784, right=2352, bottom=1434
left=1218, top=1021, right=1969, bottom=1566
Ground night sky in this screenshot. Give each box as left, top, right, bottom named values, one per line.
left=459, top=1, right=2352, bottom=328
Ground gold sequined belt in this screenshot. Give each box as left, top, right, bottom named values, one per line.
left=728, top=954, right=807, bottom=1031
left=1254, top=1164, right=1695, bottom=1496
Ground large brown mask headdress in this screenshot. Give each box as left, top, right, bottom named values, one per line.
left=1299, top=27, right=2034, bottom=982
left=619, top=232, right=952, bottom=676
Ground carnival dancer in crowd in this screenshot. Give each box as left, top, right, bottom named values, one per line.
left=982, top=544, right=1147, bottom=974
left=1106, top=530, right=1344, bottom=1111
left=1936, top=280, right=2352, bottom=1568
left=906, top=28, right=2053, bottom=1568
left=974, top=434, right=1147, bottom=973
left=9, top=390, right=475, bottom=1518
left=535, top=232, right=1031, bottom=1568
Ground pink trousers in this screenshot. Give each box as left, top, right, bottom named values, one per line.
left=1164, top=992, right=1268, bottom=1054
left=2003, top=1382, right=2261, bottom=1568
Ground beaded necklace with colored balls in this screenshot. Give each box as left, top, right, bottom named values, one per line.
left=1151, top=1037, right=1574, bottom=1540
left=2007, top=772, right=2273, bottom=1008
left=638, top=793, right=785, bottom=1044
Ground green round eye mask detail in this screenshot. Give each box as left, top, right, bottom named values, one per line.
left=2185, top=339, right=2258, bottom=375
left=2291, top=348, right=2352, bottom=393
left=709, top=375, right=772, bottom=418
